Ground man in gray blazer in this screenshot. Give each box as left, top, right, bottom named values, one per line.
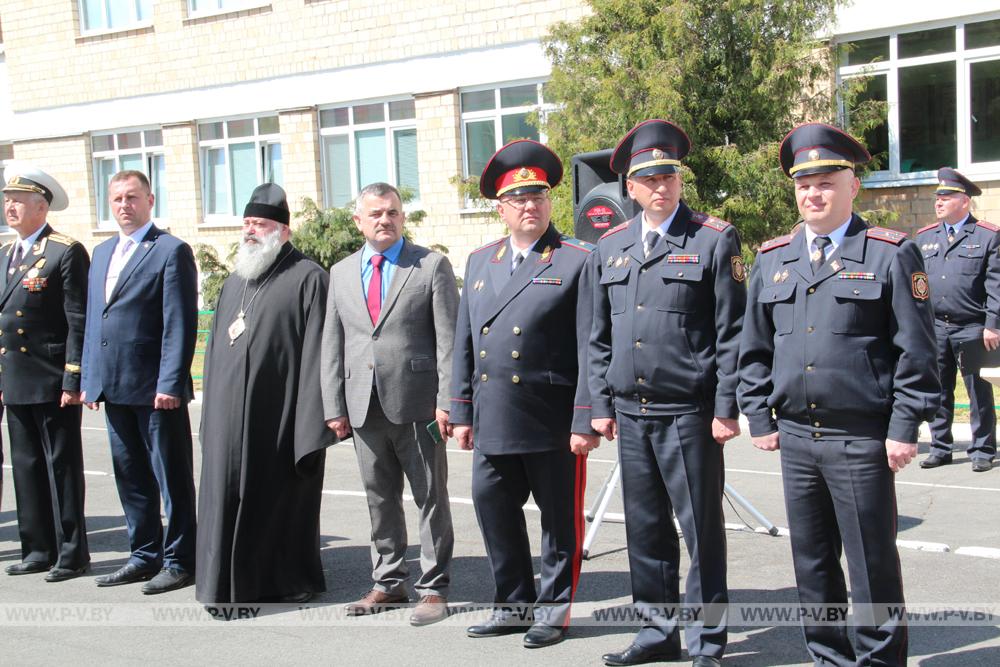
left=322, top=182, right=459, bottom=627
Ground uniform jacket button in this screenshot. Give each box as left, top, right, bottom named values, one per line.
left=512, top=327, right=521, bottom=335
left=16, top=310, right=22, bottom=317
left=511, top=351, right=520, bottom=359
left=19, top=347, right=27, bottom=353
left=512, top=375, right=520, bottom=384
left=480, top=350, right=486, bottom=359
left=16, top=328, right=24, bottom=335
left=481, top=374, right=488, bottom=382
left=482, top=326, right=490, bottom=334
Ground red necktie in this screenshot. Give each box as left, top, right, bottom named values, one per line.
left=367, top=254, right=385, bottom=325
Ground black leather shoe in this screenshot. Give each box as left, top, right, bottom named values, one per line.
left=972, top=459, right=993, bottom=472
left=278, top=591, right=314, bottom=604
left=95, top=563, right=159, bottom=587
left=692, top=657, right=721, bottom=667
left=603, top=642, right=682, bottom=666
left=523, top=622, right=565, bottom=648
left=45, top=565, right=89, bottom=582
left=142, top=567, right=194, bottom=594
left=920, top=453, right=953, bottom=469
left=467, top=609, right=533, bottom=637
left=5, top=561, right=51, bottom=576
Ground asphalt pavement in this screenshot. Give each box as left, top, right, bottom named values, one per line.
left=1, top=405, right=998, bottom=666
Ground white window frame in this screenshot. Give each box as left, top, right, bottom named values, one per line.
left=197, top=114, right=282, bottom=226
left=187, top=0, right=270, bottom=20
left=91, top=128, right=167, bottom=231
left=77, top=0, right=153, bottom=36
left=318, top=97, right=419, bottom=209
left=459, top=80, right=554, bottom=182
left=837, top=14, right=1000, bottom=188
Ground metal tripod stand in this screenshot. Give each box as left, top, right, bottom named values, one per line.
left=582, top=461, right=780, bottom=559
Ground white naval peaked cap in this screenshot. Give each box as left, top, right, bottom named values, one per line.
left=2, top=161, right=70, bottom=212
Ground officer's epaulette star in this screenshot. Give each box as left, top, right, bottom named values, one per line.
left=471, top=238, right=505, bottom=255
left=866, top=226, right=907, bottom=245
left=599, top=222, right=629, bottom=240
left=690, top=212, right=731, bottom=232
left=976, top=219, right=999, bottom=233
left=46, top=232, right=79, bottom=246
left=760, top=234, right=793, bottom=253
left=916, top=222, right=939, bottom=235
left=559, top=235, right=594, bottom=253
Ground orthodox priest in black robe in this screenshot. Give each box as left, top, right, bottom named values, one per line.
left=197, top=184, right=334, bottom=604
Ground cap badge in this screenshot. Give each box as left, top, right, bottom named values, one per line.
left=651, top=148, right=666, bottom=160
left=808, top=149, right=820, bottom=161
left=514, top=168, right=535, bottom=182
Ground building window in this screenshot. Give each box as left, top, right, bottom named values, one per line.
left=92, top=129, right=166, bottom=228
left=198, top=115, right=282, bottom=221
left=838, top=15, right=1000, bottom=183
left=319, top=99, right=418, bottom=208
left=79, top=0, right=152, bottom=33
left=460, top=82, right=551, bottom=180
left=188, top=0, right=262, bottom=17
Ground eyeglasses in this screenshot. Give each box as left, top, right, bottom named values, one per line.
left=500, top=194, right=550, bottom=209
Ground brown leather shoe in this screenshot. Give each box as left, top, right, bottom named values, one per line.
left=344, top=589, right=409, bottom=616
left=410, top=595, right=448, bottom=626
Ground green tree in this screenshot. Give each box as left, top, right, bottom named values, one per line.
left=541, top=0, right=850, bottom=249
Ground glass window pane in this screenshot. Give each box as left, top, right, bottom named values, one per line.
left=323, top=135, right=351, bottom=207
left=227, top=119, right=254, bottom=138
left=138, top=0, right=152, bottom=21
left=501, top=113, right=538, bottom=143
left=461, top=90, right=495, bottom=113
left=394, top=129, right=419, bottom=199
left=500, top=84, right=538, bottom=109
left=319, top=108, right=349, bottom=128
left=107, top=0, right=133, bottom=29
left=92, top=135, right=114, bottom=152
left=96, top=158, right=117, bottom=221
left=898, top=28, right=954, bottom=59
left=205, top=147, right=228, bottom=215
left=465, top=120, right=496, bottom=177
left=143, top=129, right=163, bottom=146
left=120, top=153, right=144, bottom=172
left=389, top=99, right=416, bottom=121
left=199, top=122, right=224, bottom=141
left=258, top=115, right=279, bottom=135
left=82, top=0, right=106, bottom=31
left=966, top=19, right=1000, bottom=50
left=229, top=143, right=258, bottom=216
left=899, top=62, right=956, bottom=173
left=844, top=37, right=889, bottom=65
left=971, top=59, right=1000, bottom=163
left=151, top=154, right=167, bottom=218
left=848, top=75, right=889, bottom=168
left=353, top=103, right=385, bottom=125
left=117, top=131, right=142, bottom=150
left=266, top=143, right=283, bottom=185
left=355, top=129, right=387, bottom=189
left=0, top=145, right=14, bottom=161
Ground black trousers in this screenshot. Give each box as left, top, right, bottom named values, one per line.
left=105, top=402, right=196, bottom=571
left=616, top=410, right=728, bottom=659
left=6, top=402, right=89, bottom=569
left=929, top=325, right=996, bottom=460
left=471, top=446, right=586, bottom=628
left=779, top=431, right=907, bottom=667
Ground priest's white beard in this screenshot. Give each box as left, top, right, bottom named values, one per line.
left=233, top=227, right=284, bottom=280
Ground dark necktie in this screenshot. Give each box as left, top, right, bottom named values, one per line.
left=947, top=226, right=956, bottom=244
left=511, top=252, right=524, bottom=275
left=811, top=236, right=831, bottom=275
left=644, top=230, right=660, bottom=258
left=366, top=254, right=385, bottom=325
left=8, top=243, right=23, bottom=276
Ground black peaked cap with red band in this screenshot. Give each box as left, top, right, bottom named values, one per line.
left=779, top=122, right=871, bottom=178
left=610, top=119, right=691, bottom=178
left=480, top=139, right=563, bottom=200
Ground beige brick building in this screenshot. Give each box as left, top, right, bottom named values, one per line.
left=0, top=0, right=998, bottom=287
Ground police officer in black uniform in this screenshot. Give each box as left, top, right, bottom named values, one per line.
left=590, top=120, right=745, bottom=667
left=916, top=168, right=999, bottom=473
left=738, top=124, right=940, bottom=666
left=450, top=140, right=598, bottom=649
left=1, top=163, right=90, bottom=582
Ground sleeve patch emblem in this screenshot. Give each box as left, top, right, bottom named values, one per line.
left=911, top=272, right=929, bottom=301
left=731, top=256, right=747, bottom=282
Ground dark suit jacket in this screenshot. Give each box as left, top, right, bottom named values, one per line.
left=0, top=224, right=89, bottom=404
left=81, top=224, right=198, bottom=404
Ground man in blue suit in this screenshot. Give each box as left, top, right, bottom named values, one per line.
left=82, top=170, right=199, bottom=594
